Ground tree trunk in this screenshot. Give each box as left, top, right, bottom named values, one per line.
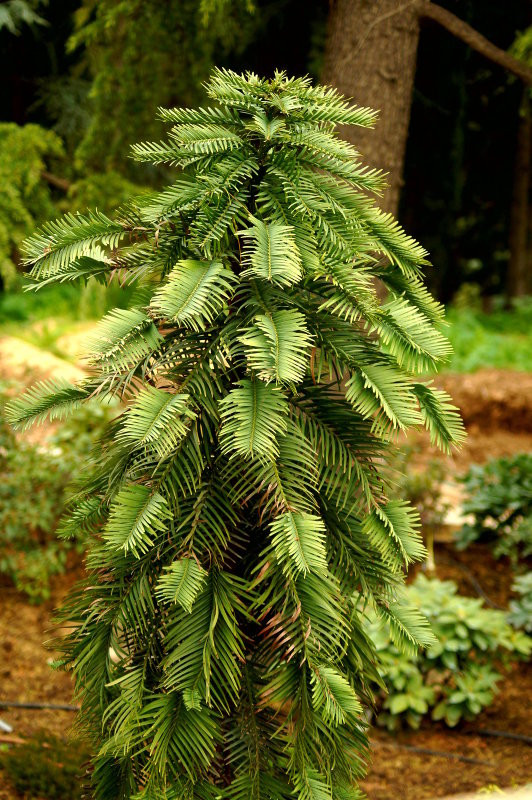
left=322, top=1, right=532, bottom=219
left=508, top=89, right=531, bottom=299
left=322, top=0, right=421, bottom=216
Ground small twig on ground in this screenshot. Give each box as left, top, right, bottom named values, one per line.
left=0, top=735, right=26, bottom=745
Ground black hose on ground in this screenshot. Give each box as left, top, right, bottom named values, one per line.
left=436, top=555, right=506, bottom=609
left=372, top=740, right=493, bottom=766
left=0, top=700, right=80, bottom=712
left=467, top=728, right=532, bottom=746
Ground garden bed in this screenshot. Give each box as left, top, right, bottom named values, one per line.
left=0, top=544, right=529, bottom=800
left=0, top=358, right=531, bottom=799
left=362, top=542, right=532, bottom=799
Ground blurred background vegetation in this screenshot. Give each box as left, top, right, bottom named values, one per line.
left=2, top=0, right=532, bottom=361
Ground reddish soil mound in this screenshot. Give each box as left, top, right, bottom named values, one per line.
left=438, top=369, right=532, bottom=433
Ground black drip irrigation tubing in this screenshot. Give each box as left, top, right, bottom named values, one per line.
left=0, top=701, right=80, bottom=712
left=466, top=728, right=532, bottom=746
left=436, top=555, right=506, bottom=610
left=372, top=740, right=493, bottom=766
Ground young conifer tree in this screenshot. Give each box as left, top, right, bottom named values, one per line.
left=8, top=70, right=464, bottom=799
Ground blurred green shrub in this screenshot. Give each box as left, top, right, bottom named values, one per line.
left=0, top=280, right=134, bottom=329
left=0, top=123, right=63, bottom=289
left=508, top=571, right=532, bottom=633
left=0, top=411, right=71, bottom=600
left=0, top=383, right=112, bottom=600
left=367, top=574, right=531, bottom=729
left=455, top=452, right=532, bottom=564
left=0, top=731, right=90, bottom=800
left=65, top=170, right=149, bottom=215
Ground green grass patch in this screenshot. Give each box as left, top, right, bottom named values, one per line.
left=0, top=280, right=134, bottom=357
left=0, top=281, right=132, bottom=326
left=445, top=298, right=532, bottom=373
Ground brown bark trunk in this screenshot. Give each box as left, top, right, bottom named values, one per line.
left=322, top=0, right=421, bottom=216
left=41, top=171, right=71, bottom=192
left=322, top=2, right=532, bottom=219
left=508, top=89, right=531, bottom=299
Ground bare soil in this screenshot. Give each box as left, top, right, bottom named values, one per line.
left=438, top=370, right=532, bottom=435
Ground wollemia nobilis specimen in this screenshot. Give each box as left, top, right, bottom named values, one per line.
left=8, top=70, right=465, bottom=799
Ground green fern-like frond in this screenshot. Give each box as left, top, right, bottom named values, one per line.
left=219, top=378, right=288, bottom=459
left=377, top=597, right=437, bottom=656
left=87, top=307, right=163, bottom=369
left=118, top=387, right=196, bottom=457
left=156, top=557, right=208, bottom=612
left=270, top=511, right=328, bottom=577
left=378, top=297, right=453, bottom=372
left=135, top=693, right=219, bottom=778
left=57, top=496, right=106, bottom=540
left=413, top=383, right=466, bottom=453
left=170, top=123, right=244, bottom=155
left=131, top=139, right=183, bottom=165
left=103, top=485, right=169, bottom=557
left=162, top=570, right=245, bottom=712
left=239, top=218, right=303, bottom=286
left=241, top=310, right=312, bottom=384
left=345, top=364, right=422, bottom=437
left=158, top=105, right=237, bottom=126
left=362, top=501, right=425, bottom=570
left=6, top=378, right=91, bottom=430
left=311, top=665, right=363, bottom=726
left=25, top=253, right=113, bottom=288
left=22, top=211, right=125, bottom=280
left=150, top=259, right=237, bottom=329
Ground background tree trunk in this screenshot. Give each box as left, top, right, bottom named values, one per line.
left=509, top=88, right=532, bottom=299
left=322, top=0, right=421, bottom=216
left=322, top=1, right=532, bottom=220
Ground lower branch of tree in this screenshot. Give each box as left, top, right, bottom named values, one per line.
left=420, top=1, right=532, bottom=85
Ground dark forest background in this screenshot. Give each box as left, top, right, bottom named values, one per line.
left=1, top=0, right=531, bottom=303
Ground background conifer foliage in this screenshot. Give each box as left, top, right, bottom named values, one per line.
left=8, top=70, right=465, bottom=799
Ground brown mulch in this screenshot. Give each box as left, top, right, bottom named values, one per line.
left=0, top=564, right=82, bottom=742
left=364, top=366, right=532, bottom=798
left=363, top=658, right=532, bottom=800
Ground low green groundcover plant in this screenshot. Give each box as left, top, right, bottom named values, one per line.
left=8, top=70, right=465, bottom=798
left=508, top=571, right=532, bottom=632
left=0, top=731, right=91, bottom=800
left=0, top=384, right=112, bottom=601
left=367, top=574, right=532, bottom=729
left=455, top=452, right=532, bottom=564
left=0, top=401, right=71, bottom=601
